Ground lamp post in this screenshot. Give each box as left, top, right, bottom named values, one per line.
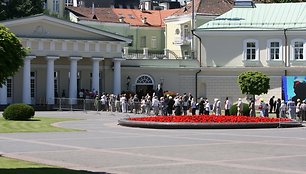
left=160, top=77, right=164, bottom=87
left=126, top=76, right=131, bottom=90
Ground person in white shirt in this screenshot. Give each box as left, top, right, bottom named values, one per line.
left=152, top=96, right=160, bottom=115
left=224, top=97, right=231, bottom=116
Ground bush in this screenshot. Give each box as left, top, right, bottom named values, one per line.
left=2, top=103, right=35, bottom=120
left=229, top=103, right=250, bottom=116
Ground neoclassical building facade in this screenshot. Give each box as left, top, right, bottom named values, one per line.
left=0, top=15, right=131, bottom=105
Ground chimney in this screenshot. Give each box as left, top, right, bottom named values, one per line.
left=92, top=2, right=95, bottom=15
left=142, top=16, right=147, bottom=24
left=119, top=16, right=125, bottom=23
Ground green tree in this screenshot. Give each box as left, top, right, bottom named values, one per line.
left=0, top=0, right=44, bottom=21
left=238, top=71, right=270, bottom=99
left=0, top=25, right=28, bottom=87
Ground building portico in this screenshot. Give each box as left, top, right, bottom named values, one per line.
left=1, top=15, right=131, bottom=105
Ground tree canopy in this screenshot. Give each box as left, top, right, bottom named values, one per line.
left=238, top=71, right=270, bottom=97
left=0, top=25, right=28, bottom=87
left=0, top=0, right=44, bottom=21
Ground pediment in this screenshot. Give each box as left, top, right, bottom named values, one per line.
left=2, top=15, right=131, bottom=43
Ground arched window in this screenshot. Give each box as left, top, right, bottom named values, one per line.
left=136, top=74, right=154, bottom=85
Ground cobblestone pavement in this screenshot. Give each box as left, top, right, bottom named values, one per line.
left=1, top=111, right=306, bottom=174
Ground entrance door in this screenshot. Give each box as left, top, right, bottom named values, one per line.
left=136, top=85, right=154, bottom=99
left=135, top=74, right=155, bottom=99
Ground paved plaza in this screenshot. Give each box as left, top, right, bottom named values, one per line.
left=1, top=111, right=306, bottom=174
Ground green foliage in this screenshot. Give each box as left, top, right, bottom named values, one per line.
left=238, top=71, right=270, bottom=96
left=0, top=0, right=44, bottom=20
left=229, top=103, right=250, bottom=116
left=0, top=25, right=28, bottom=87
left=2, top=103, right=35, bottom=120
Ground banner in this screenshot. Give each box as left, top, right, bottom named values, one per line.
left=282, top=76, right=306, bottom=102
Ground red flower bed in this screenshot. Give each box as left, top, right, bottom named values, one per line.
left=128, top=115, right=292, bottom=123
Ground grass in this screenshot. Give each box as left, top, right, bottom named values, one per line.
left=0, top=117, right=81, bottom=133
left=0, top=156, right=101, bottom=174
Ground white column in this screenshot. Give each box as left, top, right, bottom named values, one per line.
left=0, top=83, right=7, bottom=105
left=113, top=59, right=123, bottom=95
left=46, top=56, right=59, bottom=105
left=69, top=57, right=82, bottom=104
left=23, top=56, right=36, bottom=104
left=92, top=58, right=104, bottom=94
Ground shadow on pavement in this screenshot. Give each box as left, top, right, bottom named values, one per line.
left=0, top=168, right=114, bottom=174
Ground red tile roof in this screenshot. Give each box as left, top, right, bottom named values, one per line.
left=66, top=6, right=178, bottom=27
left=172, top=0, right=234, bottom=16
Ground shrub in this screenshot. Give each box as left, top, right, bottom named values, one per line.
left=229, top=103, right=250, bottom=116
left=2, top=103, right=35, bottom=120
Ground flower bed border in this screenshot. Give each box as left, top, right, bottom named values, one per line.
left=118, top=119, right=302, bottom=129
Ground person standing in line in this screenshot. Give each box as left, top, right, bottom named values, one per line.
left=287, top=99, right=296, bottom=119
left=145, top=96, right=152, bottom=115
left=94, top=94, right=100, bottom=111
left=258, top=99, right=265, bottom=117
left=275, top=98, right=281, bottom=118
left=182, top=93, right=189, bottom=115
left=237, top=98, right=243, bottom=116
left=264, top=103, right=269, bottom=117
left=204, top=99, right=210, bottom=115
left=296, top=99, right=302, bottom=120
left=269, top=96, right=275, bottom=113
left=212, top=98, right=218, bottom=115
left=121, top=94, right=128, bottom=113
left=174, top=96, right=183, bottom=116
left=280, top=100, right=287, bottom=118
left=249, top=98, right=256, bottom=117
left=160, top=97, right=168, bottom=116
left=216, top=99, right=221, bottom=115
left=140, top=96, right=146, bottom=114
left=198, top=98, right=205, bottom=115
left=167, top=96, right=175, bottom=115
left=300, top=100, right=306, bottom=121
left=224, top=97, right=231, bottom=116
left=191, top=98, right=197, bottom=115
left=152, top=96, right=160, bottom=115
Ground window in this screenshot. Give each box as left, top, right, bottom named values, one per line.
left=140, top=36, right=146, bottom=48
left=30, top=72, right=36, bottom=98
left=183, top=25, right=190, bottom=40
left=53, top=0, right=59, bottom=13
left=243, top=39, right=259, bottom=60
left=128, top=35, right=133, bottom=46
left=6, top=77, right=12, bottom=98
left=292, top=40, right=304, bottom=60
left=151, top=36, right=157, bottom=49
left=267, top=39, right=282, bottom=60
left=136, top=75, right=154, bottom=85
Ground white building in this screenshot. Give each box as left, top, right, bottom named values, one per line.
left=0, top=15, right=131, bottom=105
left=194, top=2, right=306, bottom=103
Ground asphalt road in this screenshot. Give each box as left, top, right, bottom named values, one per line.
left=1, top=111, right=306, bottom=174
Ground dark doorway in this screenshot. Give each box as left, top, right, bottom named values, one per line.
left=136, top=85, right=154, bottom=99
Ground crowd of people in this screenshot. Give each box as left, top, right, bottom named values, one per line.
left=92, top=92, right=232, bottom=117
left=87, top=91, right=305, bottom=122
left=261, top=96, right=306, bottom=121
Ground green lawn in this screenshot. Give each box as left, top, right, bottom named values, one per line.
left=0, top=117, right=82, bottom=133
left=0, top=156, right=98, bottom=174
